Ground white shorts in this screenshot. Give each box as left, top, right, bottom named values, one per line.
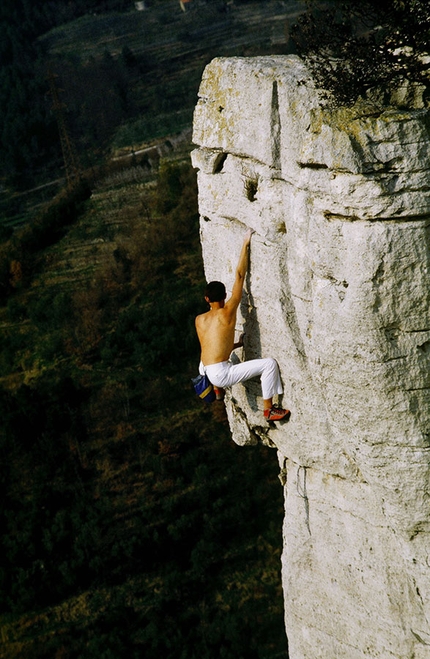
left=200, top=357, right=283, bottom=400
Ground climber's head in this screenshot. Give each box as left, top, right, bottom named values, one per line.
left=205, top=281, right=226, bottom=303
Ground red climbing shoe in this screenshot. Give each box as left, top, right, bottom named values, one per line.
left=213, top=387, right=225, bottom=401
left=264, top=406, right=290, bottom=421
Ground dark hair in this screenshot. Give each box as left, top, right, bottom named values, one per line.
left=205, top=281, right=226, bottom=302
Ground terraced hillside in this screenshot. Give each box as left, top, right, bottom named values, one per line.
left=0, top=0, right=304, bottom=229
left=40, top=1, right=303, bottom=62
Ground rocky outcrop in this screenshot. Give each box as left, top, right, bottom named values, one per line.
left=191, top=55, right=430, bottom=658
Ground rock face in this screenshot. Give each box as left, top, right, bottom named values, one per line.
left=192, top=55, right=430, bottom=658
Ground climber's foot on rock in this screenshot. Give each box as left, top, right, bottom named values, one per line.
left=264, top=406, right=290, bottom=422
left=213, top=387, right=225, bottom=401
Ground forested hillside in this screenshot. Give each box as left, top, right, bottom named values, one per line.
left=0, top=159, right=288, bottom=657
left=0, top=1, right=292, bottom=655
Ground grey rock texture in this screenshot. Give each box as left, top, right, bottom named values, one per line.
left=192, top=55, right=430, bottom=658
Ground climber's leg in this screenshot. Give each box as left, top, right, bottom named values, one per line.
left=205, top=357, right=282, bottom=394
left=203, top=357, right=282, bottom=395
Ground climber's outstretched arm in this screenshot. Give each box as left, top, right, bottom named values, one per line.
left=225, top=229, right=254, bottom=313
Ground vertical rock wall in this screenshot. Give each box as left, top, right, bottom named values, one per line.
left=192, top=56, right=430, bottom=658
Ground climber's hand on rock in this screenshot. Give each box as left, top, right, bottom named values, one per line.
left=233, top=332, right=245, bottom=349
left=244, top=228, right=254, bottom=245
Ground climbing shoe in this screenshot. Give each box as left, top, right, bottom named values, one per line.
left=213, top=387, right=225, bottom=401
left=264, top=406, right=290, bottom=421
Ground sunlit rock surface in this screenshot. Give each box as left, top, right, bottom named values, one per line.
left=192, top=55, right=430, bottom=659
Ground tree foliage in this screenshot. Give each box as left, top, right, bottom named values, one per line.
left=291, top=0, right=430, bottom=106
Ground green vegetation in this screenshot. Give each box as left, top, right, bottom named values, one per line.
left=0, top=160, right=288, bottom=658
left=0, top=3, right=297, bottom=655
left=292, top=0, right=430, bottom=106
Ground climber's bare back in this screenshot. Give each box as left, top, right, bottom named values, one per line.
left=195, top=304, right=236, bottom=365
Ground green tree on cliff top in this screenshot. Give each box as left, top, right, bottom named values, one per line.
left=291, top=0, right=430, bottom=106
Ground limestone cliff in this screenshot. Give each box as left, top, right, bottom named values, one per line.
left=191, top=55, right=430, bottom=658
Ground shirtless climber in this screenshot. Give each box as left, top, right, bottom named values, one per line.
left=195, top=228, right=290, bottom=422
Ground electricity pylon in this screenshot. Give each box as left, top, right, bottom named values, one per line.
left=47, top=67, right=81, bottom=188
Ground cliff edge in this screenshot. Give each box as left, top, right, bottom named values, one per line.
left=192, top=56, right=430, bottom=658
